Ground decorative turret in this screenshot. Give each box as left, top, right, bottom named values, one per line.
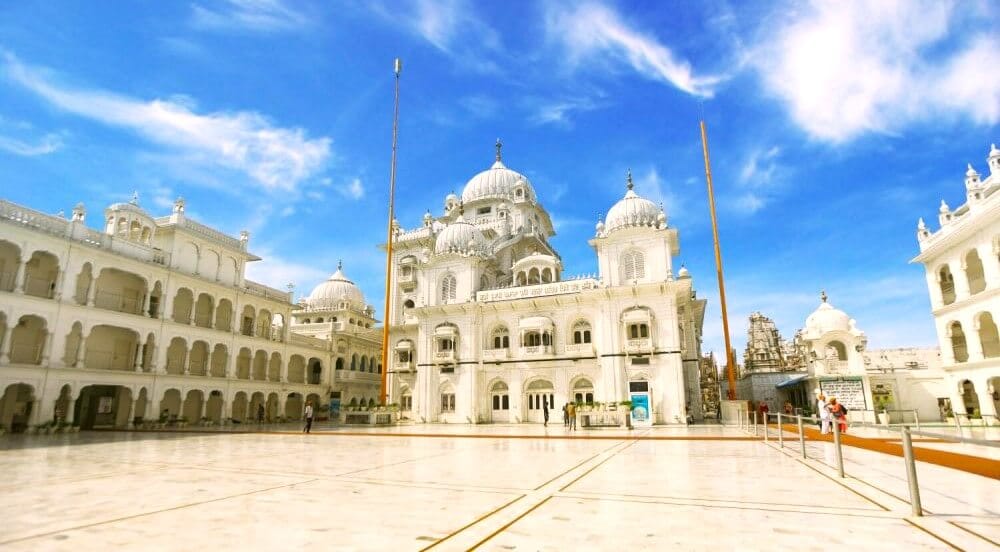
left=938, top=199, right=952, bottom=226
left=916, top=217, right=930, bottom=241
left=965, top=163, right=981, bottom=188
left=678, top=264, right=690, bottom=279
left=423, top=210, right=433, bottom=228
left=988, top=144, right=1000, bottom=175
left=595, top=212, right=605, bottom=237
left=444, top=191, right=459, bottom=214
left=105, top=192, right=156, bottom=244
left=239, top=230, right=250, bottom=250
left=71, top=203, right=86, bottom=222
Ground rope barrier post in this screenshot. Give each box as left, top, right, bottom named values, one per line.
left=913, top=410, right=920, bottom=432
left=953, top=413, right=961, bottom=433
left=753, top=411, right=758, bottom=437
left=763, top=413, right=769, bottom=443
left=777, top=413, right=783, bottom=448
left=832, top=414, right=845, bottom=478
left=797, top=415, right=806, bottom=459
left=901, top=426, right=923, bottom=517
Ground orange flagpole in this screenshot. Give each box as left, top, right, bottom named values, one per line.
left=699, top=119, right=738, bottom=400
left=380, top=58, right=401, bottom=405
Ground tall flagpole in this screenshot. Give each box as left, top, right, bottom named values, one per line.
left=699, top=119, right=738, bottom=400
left=380, top=58, right=401, bottom=405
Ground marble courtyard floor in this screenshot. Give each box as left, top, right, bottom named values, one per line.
left=0, top=425, right=997, bottom=551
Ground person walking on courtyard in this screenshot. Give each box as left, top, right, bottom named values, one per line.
left=562, top=402, right=569, bottom=427
left=303, top=401, right=314, bottom=434
left=257, top=403, right=265, bottom=424
left=542, top=399, right=549, bottom=427
left=758, top=401, right=769, bottom=424
left=818, top=393, right=831, bottom=434
left=567, top=402, right=577, bottom=430
left=828, top=397, right=847, bottom=434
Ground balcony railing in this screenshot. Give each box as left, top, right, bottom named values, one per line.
left=23, top=276, right=55, bottom=298
left=394, top=361, right=415, bottom=372
left=484, top=348, right=509, bottom=361
left=434, top=350, right=455, bottom=362
left=9, top=342, right=42, bottom=364
left=626, top=338, right=652, bottom=353
left=826, top=360, right=849, bottom=374
left=94, top=290, right=143, bottom=315
left=398, top=272, right=416, bottom=289
left=521, top=345, right=553, bottom=356
left=565, top=343, right=594, bottom=355
left=85, top=350, right=133, bottom=371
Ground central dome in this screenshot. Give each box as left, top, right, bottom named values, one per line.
left=461, top=141, right=535, bottom=203
left=435, top=214, right=489, bottom=255
left=805, top=294, right=851, bottom=335
left=306, top=262, right=365, bottom=310
left=604, top=171, right=663, bottom=235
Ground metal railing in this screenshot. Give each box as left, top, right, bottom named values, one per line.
left=94, top=290, right=143, bottom=315
left=755, top=412, right=999, bottom=517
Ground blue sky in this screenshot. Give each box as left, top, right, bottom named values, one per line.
left=1, top=0, right=998, bottom=361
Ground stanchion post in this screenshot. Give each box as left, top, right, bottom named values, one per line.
left=914, top=410, right=920, bottom=432
left=777, top=413, right=784, bottom=448
left=753, top=411, right=758, bottom=437
left=797, top=415, right=806, bottom=459
left=954, top=413, right=962, bottom=432
left=832, top=415, right=845, bottom=478
left=763, top=413, right=769, bottom=442
left=901, top=426, right=923, bottom=516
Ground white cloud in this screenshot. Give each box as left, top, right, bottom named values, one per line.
left=0, top=132, right=62, bottom=156
left=545, top=2, right=721, bottom=97
left=529, top=97, right=604, bottom=127
left=244, top=251, right=328, bottom=292
left=370, top=0, right=501, bottom=73
left=630, top=167, right=680, bottom=221
left=738, top=146, right=780, bottom=185
left=458, top=95, right=498, bottom=119
left=337, top=178, right=364, bottom=200
left=730, top=146, right=783, bottom=213
left=2, top=52, right=331, bottom=191
left=190, top=0, right=308, bottom=32
left=753, top=1, right=1000, bottom=142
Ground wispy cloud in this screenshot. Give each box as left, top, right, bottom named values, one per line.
left=369, top=0, right=501, bottom=73
left=190, top=0, right=309, bottom=33
left=731, top=146, right=782, bottom=214
left=528, top=96, right=605, bottom=127
left=337, top=177, right=364, bottom=200
left=458, top=95, right=498, bottom=119
left=629, top=167, right=682, bottom=223
left=1, top=51, right=331, bottom=191
left=0, top=132, right=62, bottom=156
left=545, top=2, right=722, bottom=97
left=244, top=249, right=328, bottom=291
left=753, top=1, right=1000, bottom=142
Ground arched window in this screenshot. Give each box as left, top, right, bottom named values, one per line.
left=621, top=249, right=645, bottom=281
left=950, top=322, right=968, bottom=363
left=492, top=326, right=510, bottom=349
left=350, top=353, right=358, bottom=370
left=938, top=265, right=956, bottom=305
left=403, top=299, right=415, bottom=309
left=335, top=357, right=344, bottom=370
left=965, top=249, right=986, bottom=295
left=480, top=274, right=489, bottom=291
left=628, top=323, right=649, bottom=339
left=572, top=320, right=592, bottom=344
left=440, top=273, right=457, bottom=303
left=977, top=313, right=1000, bottom=358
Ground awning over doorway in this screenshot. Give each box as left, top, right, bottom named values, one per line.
left=775, top=374, right=809, bottom=389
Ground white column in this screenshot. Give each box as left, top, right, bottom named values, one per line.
left=133, top=340, right=143, bottom=372
left=183, top=346, right=191, bottom=375
left=74, top=335, right=87, bottom=367
left=0, top=325, right=14, bottom=364
left=13, top=255, right=28, bottom=294
left=966, top=313, right=985, bottom=363
left=86, top=280, right=98, bottom=306
left=979, top=244, right=1000, bottom=291
left=954, top=259, right=972, bottom=301
left=39, top=331, right=52, bottom=365
left=975, top=376, right=998, bottom=425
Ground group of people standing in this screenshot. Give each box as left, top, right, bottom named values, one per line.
left=817, top=394, right=848, bottom=434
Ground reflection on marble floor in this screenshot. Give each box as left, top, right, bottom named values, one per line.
left=0, top=428, right=996, bottom=550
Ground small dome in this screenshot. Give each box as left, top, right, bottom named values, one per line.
left=106, top=192, right=153, bottom=219
left=678, top=265, right=690, bottom=279
left=461, top=142, right=535, bottom=204
left=989, top=143, right=999, bottom=159
left=939, top=199, right=950, bottom=213
left=966, top=163, right=979, bottom=177
left=434, top=214, right=488, bottom=255
left=805, top=292, right=851, bottom=335
left=603, top=170, right=661, bottom=235
left=306, top=261, right=365, bottom=310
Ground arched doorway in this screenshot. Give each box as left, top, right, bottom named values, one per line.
left=182, top=390, right=205, bottom=422
left=961, top=380, right=981, bottom=418
left=285, top=393, right=303, bottom=420
left=524, top=379, right=554, bottom=423
left=159, top=389, right=182, bottom=421
left=231, top=391, right=248, bottom=422
left=571, top=377, right=595, bottom=404
left=490, top=380, right=510, bottom=423
left=206, top=390, right=225, bottom=423
left=0, top=383, right=35, bottom=433
left=76, top=385, right=133, bottom=429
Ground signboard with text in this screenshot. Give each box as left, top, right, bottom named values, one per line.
left=819, top=378, right=867, bottom=411
left=477, top=279, right=598, bottom=303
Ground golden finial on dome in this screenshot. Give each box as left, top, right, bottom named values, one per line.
left=495, top=138, right=502, bottom=162
left=626, top=169, right=633, bottom=191
left=820, top=290, right=828, bottom=303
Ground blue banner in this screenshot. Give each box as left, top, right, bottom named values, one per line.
left=630, top=393, right=650, bottom=423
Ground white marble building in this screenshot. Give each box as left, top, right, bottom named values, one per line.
left=913, top=142, right=1000, bottom=425
left=0, top=195, right=379, bottom=432
left=386, top=143, right=706, bottom=424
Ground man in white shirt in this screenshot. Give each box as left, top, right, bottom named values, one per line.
left=304, top=402, right=314, bottom=434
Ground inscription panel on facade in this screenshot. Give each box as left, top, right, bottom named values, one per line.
left=476, top=279, right=598, bottom=303
left=819, top=378, right=867, bottom=411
